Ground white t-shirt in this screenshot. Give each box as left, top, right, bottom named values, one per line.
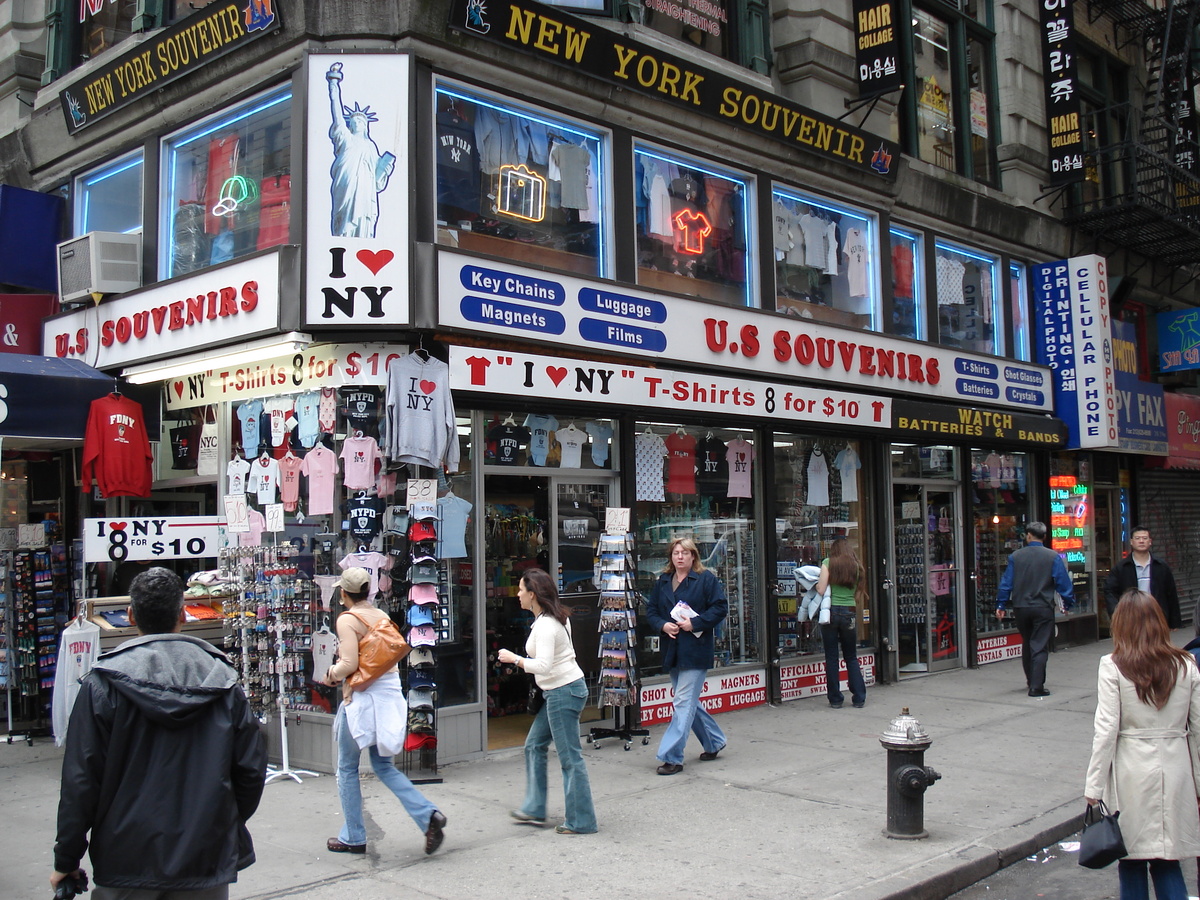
left=936, top=255, right=966, bottom=306
left=555, top=424, right=587, bottom=468
left=806, top=448, right=830, bottom=507
left=249, top=456, right=280, bottom=505
left=263, top=398, right=295, bottom=447
left=226, top=457, right=250, bottom=496
left=725, top=438, right=755, bottom=498
left=634, top=431, right=668, bottom=502
left=842, top=227, right=869, bottom=297
left=834, top=446, right=861, bottom=503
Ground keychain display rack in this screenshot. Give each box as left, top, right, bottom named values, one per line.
left=219, top=544, right=318, bottom=783
left=587, top=531, right=648, bottom=751
left=7, top=546, right=67, bottom=743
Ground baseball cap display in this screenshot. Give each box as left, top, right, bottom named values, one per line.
left=408, top=687, right=435, bottom=710
left=408, top=647, right=435, bottom=668
left=409, top=563, right=439, bottom=584
left=409, top=583, right=438, bottom=604
left=408, top=521, right=437, bottom=543
left=407, top=604, right=434, bottom=627
left=404, top=732, right=437, bottom=751
left=409, top=624, right=437, bottom=646
left=410, top=500, right=440, bottom=521
left=408, top=668, right=436, bottom=689
left=337, top=567, right=371, bottom=594
left=407, top=708, right=435, bottom=734
left=410, top=551, right=437, bottom=566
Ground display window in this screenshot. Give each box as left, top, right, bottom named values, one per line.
left=1048, top=452, right=1095, bottom=616
left=1009, top=262, right=1031, bottom=362
left=634, top=422, right=759, bottom=673
left=889, top=226, right=924, bottom=339
left=934, top=240, right=1001, bottom=355
left=972, top=449, right=1032, bottom=634
left=634, top=146, right=752, bottom=307
left=74, top=152, right=143, bottom=236
left=773, top=434, right=869, bottom=656
left=772, top=188, right=877, bottom=329
left=159, top=85, right=293, bottom=279
left=434, top=84, right=609, bottom=278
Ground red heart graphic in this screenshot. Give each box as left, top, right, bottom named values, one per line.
left=356, top=249, right=394, bottom=275
left=419, top=380, right=436, bottom=395
left=110, top=522, right=127, bottom=531
left=547, top=366, right=567, bottom=387
left=173, top=381, right=184, bottom=399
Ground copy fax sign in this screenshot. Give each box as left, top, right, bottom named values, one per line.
left=85, top=517, right=223, bottom=562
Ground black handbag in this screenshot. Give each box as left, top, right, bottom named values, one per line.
left=527, top=677, right=545, bottom=716
left=1078, top=800, right=1127, bottom=869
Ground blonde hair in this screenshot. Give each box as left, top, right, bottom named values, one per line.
left=661, top=537, right=706, bottom=574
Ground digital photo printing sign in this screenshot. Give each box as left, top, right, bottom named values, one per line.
left=304, top=53, right=410, bottom=328
left=1111, top=319, right=1166, bottom=455
left=1032, top=255, right=1118, bottom=449
left=438, top=250, right=1053, bottom=411
left=44, top=250, right=286, bottom=371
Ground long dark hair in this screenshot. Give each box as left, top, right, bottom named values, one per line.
left=1111, top=589, right=1191, bottom=709
left=521, top=567, right=570, bottom=625
left=827, top=538, right=863, bottom=589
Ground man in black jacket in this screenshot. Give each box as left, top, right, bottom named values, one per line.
left=1103, top=526, right=1181, bottom=629
left=51, top=567, right=266, bottom=899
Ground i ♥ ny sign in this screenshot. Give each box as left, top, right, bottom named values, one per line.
left=84, top=516, right=223, bottom=562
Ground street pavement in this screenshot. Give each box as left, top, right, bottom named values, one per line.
left=6, top=635, right=1152, bottom=900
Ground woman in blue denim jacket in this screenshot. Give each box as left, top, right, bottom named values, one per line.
left=645, top=537, right=729, bottom=775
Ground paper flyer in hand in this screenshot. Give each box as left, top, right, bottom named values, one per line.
left=671, top=601, right=703, bottom=637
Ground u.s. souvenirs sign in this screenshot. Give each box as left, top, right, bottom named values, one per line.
left=449, top=0, right=900, bottom=180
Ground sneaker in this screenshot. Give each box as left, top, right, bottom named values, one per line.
left=509, top=809, right=546, bottom=827
left=556, top=824, right=589, bottom=834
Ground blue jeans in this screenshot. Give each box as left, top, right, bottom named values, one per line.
left=1117, top=859, right=1188, bottom=900
left=520, top=677, right=597, bottom=833
left=334, top=705, right=437, bottom=844
left=656, top=666, right=726, bottom=765
left=822, top=609, right=867, bottom=706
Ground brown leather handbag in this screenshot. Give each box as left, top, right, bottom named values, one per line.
left=343, top=608, right=411, bottom=690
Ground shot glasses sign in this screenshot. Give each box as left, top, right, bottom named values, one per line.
left=85, top=516, right=222, bottom=562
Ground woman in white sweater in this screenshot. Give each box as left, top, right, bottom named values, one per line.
left=1085, top=589, right=1200, bottom=900
left=498, top=568, right=598, bottom=834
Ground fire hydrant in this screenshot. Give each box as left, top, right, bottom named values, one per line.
left=880, top=707, right=941, bottom=839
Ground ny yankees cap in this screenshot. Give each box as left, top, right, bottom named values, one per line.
left=409, top=583, right=438, bottom=604
left=410, top=500, right=440, bottom=521
left=409, top=563, right=439, bottom=584
left=407, top=604, right=434, bottom=627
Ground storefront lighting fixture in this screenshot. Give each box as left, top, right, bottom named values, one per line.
left=121, top=332, right=312, bottom=385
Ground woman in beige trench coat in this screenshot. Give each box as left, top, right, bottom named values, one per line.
left=1085, top=590, right=1200, bottom=900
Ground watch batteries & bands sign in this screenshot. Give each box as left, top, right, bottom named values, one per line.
left=85, top=517, right=223, bottom=562
left=640, top=669, right=767, bottom=724
left=449, top=0, right=899, bottom=180
left=891, top=398, right=1067, bottom=446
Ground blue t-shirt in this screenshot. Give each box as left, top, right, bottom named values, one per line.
left=237, top=399, right=264, bottom=453
left=293, top=390, right=321, bottom=448
left=437, top=493, right=473, bottom=559
left=524, top=413, right=559, bottom=466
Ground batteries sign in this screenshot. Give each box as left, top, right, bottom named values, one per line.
left=84, top=517, right=223, bottom=563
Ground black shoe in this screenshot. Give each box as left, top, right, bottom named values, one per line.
left=699, top=744, right=725, bottom=761
left=829, top=701, right=844, bottom=709
left=1028, top=688, right=1051, bottom=697
left=853, top=700, right=866, bottom=708
left=327, top=837, right=366, bottom=854
left=424, top=811, right=447, bottom=855
left=656, top=762, right=684, bottom=775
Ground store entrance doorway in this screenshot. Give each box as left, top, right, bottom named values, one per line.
left=483, top=473, right=614, bottom=749
left=890, top=482, right=964, bottom=674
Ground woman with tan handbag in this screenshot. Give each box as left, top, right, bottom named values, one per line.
left=322, top=567, right=447, bottom=855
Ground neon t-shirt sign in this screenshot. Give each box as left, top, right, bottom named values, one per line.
left=673, top=209, right=713, bottom=255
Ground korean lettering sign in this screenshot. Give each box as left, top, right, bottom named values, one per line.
left=853, top=0, right=901, bottom=97
left=1038, top=0, right=1084, bottom=185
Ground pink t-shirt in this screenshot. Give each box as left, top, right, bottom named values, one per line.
left=339, top=551, right=390, bottom=602
left=278, top=454, right=303, bottom=512
left=318, top=387, right=338, bottom=434
left=239, top=509, right=266, bottom=547
left=725, top=438, right=755, bottom=498
left=300, top=444, right=337, bottom=516
left=339, top=436, right=381, bottom=491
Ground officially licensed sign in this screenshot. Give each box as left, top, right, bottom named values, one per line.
left=84, top=517, right=223, bottom=563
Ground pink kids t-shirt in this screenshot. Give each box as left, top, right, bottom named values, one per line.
left=300, top=444, right=337, bottom=516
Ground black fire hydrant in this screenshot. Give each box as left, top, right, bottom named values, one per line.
left=880, top=707, right=941, bottom=839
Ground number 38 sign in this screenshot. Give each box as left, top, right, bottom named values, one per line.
left=84, top=517, right=223, bottom=563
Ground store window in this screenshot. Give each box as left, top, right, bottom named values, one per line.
left=635, top=146, right=752, bottom=307
left=971, top=449, right=1032, bottom=634
left=159, top=85, right=292, bottom=279
left=934, top=240, right=1000, bottom=355
left=1074, top=46, right=1130, bottom=211
left=634, top=422, right=759, bottom=674
left=772, top=188, right=877, bottom=330
left=1009, top=262, right=1031, bottom=361
left=894, top=3, right=998, bottom=184
left=74, top=152, right=143, bottom=236
left=1049, top=452, right=1095, bottom=616
left=774, top=434, right=869, bottom=657
left=435, top=85, right=608, bottom=278
left=78, top=0, right=138, bottom=64
left=889, top=226, right=924, bottom=339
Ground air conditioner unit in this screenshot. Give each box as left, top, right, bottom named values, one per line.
left=57, top=231, right=142, bottom=305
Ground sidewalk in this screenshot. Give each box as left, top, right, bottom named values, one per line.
left=4, top=638, right=1120, bottom=900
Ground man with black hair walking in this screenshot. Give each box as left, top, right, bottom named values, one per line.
left=1103, top=526, right=1181, bottom=628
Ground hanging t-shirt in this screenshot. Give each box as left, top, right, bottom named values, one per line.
left=797, top=214, right=828, bottom=269
left=263, top=397, right=296, bottom=447
left=936, top=255, right=966, bottom=306
left=806, top=448, right=830, bottom=507
left=236, top=399, right=264, bottom=454
left=341, top=387, right=382, bottom=439
left=725, top=437, right=754, bottom=499
left=278, top=454, right=303, bottom=512
left=339, top=551, right=390, bottom=603
left=842, top=228, right=869, bottom=297
left=226, top=457, right=250, bottom=496
left=52, top=618, right=101, bottom=746
left=301, top=444, right=338, bottom=516
left=695, top=435, right=729, bottom=498
left=81, top=394, right=154, bottom=499
left=318, top=387, right=339, bottom=434
left=634, top=431, right=668, bottom=502
left=239, top=508, right=266, bottom=547
left=293, top=390, right=322, bottom=448
left=524, top=414, right=559, bottom=466
left=437, top=492, right=473, bottom=559
left=665, top=432, right=697, bottom=495
left=347, top=494, right=385, bottom=543
left=340, top=435, right=381, bottom=491
left=249, top=456, right=281, bottom=505
left=892, top=243, right=915, bottom=298
left=488, top=423, right=528, bottom=466
left=585, top=421, right=613, bottom=466
left=834, top=446, right=861, bottom=503
left=824, top=219, right=839, bottom=275
left=555, top=425, right=587, bottom=468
